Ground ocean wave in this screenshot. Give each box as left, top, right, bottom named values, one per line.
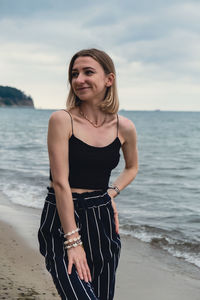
left=0, top=180, right=47, bottom=209
left=119, top=223, right=200, bottom=268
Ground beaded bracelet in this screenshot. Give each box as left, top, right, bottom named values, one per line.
left=65, top=240, right=83, bottom=250
left=64, top=236, right=82, bottom=249
left=64, top=239, right=81, bottom=249
left=64, top=235, right=81, bottom=245
left=64, top=228, right=79, bottom=238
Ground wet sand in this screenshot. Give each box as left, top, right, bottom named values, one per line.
left=0, top=192, right=200, bottom=299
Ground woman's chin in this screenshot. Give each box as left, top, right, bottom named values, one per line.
left=77, top=95, right=93, bottom=102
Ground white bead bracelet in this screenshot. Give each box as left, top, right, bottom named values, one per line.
left=64, top=235, right=81, bottom=245
left=64, top=228, right=79, bottom=238
left=65, top=240, right=83, bottom=250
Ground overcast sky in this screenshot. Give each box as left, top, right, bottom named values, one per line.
left=0, top=0, right=199, bottom=110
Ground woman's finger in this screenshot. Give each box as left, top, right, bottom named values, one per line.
left=67, top=259, right=73, bottom=275
left=80, top=262, right=89, bottom=282
left=84, top=261, right=92, bottom=282
left=75, top=260, right=84, bottom=280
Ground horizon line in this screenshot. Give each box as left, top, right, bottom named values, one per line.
left=1, top=107, right=200, bottom=113
left=34, top=108, right=200, bottom=112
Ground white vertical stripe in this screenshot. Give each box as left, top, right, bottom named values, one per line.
left=113, top=252, right=116, bottom=273
left=97, top=206, right=101, bottom=297
left=92, top=208, right=105, bottom=298
left=74, top=210, right=79, bottom=220
left=98, top=206, right=101, bottom=219
left=85, top=210, right=94, bottom=260
left=52, top=236, right=68, bottom=299
left=85, top=281, right=99, bottom=300
left=50, top=207, right=56, bottom=232
left=107, top=263, right=110, bottom=300
left=106, top=207, right=120, bottom=252
left=92, top=265, right=95, bottom=282
left=98, top=275, right=100, bottom=298
left=85, top=210, right=95, bottom=281
left=116, top=235, right=121, bottom=263
left=92, top=208, right=104, bottom=274
left=105, top=208, right=113, bottom=258
left=39, top=202, right=50, bottom=258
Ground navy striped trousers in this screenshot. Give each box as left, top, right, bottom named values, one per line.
left=38, top=187, right=121, bottom=300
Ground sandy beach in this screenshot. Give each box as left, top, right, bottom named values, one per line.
left=0, top=192, right=200, bottom=300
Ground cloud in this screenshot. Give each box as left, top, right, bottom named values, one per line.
left=0, top=0, right=199, bottom=110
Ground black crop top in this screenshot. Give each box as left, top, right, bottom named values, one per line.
left=49, top=110, right=121, bottom=190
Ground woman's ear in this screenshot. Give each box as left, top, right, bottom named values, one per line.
left=105, top=73, right=115, bottom=87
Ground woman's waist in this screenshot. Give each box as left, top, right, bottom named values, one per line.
left=50, top=181, right=106, bottom=194
left=46, top=186, right=110, bottom=209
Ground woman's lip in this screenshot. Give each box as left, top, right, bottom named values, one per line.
left=76, top=87, right=90, bottom=90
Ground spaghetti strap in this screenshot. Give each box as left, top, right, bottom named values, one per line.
left=62, top=109, right=73, bottom=134
left=116, top=114, right=119, bottom=137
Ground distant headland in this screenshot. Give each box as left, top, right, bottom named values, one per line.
left=0, top=86, right=34, bottom=107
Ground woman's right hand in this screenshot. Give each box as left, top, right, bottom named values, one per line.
left=67, top=245, right=92, bottom=282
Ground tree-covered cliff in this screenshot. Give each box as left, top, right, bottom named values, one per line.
left=0, top=86, right=34, bottom=107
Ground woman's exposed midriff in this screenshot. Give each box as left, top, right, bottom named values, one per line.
left=49, top=181, right=102, bottom=193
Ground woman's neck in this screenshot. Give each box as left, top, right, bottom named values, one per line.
left=79, top=104, right=106, bottom=124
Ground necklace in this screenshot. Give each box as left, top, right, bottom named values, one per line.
left=79, top=108, right=106, bottom=128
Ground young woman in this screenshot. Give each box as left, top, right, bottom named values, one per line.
left=38, top=48, right=138, bottom=300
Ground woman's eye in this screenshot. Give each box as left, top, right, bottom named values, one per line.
left=72, top=72, right=78, bottom=78
left=85, top=70, right=94, bottom=75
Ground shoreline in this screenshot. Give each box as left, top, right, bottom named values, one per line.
left=0, top=219, right=59, bottom=299
left=0, top=192, right=200, bottom=299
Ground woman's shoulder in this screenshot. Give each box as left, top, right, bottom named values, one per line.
left=49, top=109, right=72, bottom=122
left=118, top=114, right=136, bottom=136
left=48, top=109, right=72, bottom=132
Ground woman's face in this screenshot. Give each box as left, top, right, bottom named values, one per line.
left=71, top=56, right=113, bottom=103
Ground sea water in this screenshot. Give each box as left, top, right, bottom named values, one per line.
left=0, top=107, right=200, bottom=268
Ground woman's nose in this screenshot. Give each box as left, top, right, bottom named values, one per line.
left=75, top=73, right=85, bottom=83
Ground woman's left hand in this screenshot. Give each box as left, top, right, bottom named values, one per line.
left=107, top=190, right=119, bottom=234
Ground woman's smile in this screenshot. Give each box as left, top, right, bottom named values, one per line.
left=76, top=87, right=91, bottom=91
left=72, top=56, right=108, bottom=102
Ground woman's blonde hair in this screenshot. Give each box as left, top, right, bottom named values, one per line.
left=66, top=48, right=119, bottom=114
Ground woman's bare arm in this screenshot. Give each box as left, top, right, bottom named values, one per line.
left=48, top=110, right=91, bottom=282
left=107, top=116, right=139, bottom=233
left=48, top=111, right=77, bottom=234
left=114, top=115, right=139, bottom=190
